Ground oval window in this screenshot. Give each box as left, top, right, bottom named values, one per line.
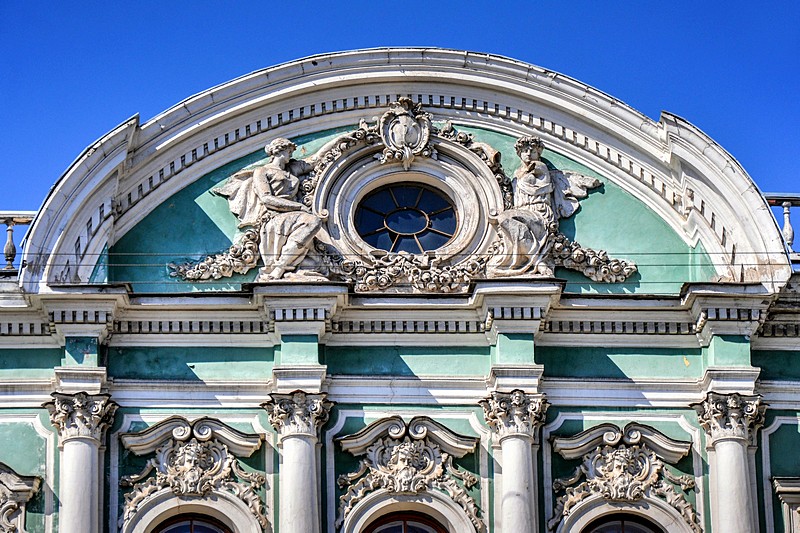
left=355, top=184, right=457, bottom=254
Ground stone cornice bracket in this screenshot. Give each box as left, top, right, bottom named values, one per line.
left=0, top=461, right=41, bottom=533
left=473, top=281, right=562, bottom=341
left=254, top=284, right=347, bottom=338
left=692, top=391, right=766, bottom=445
left=479, top=389, right=548, bottom=443
left=43, top=391, right=118, bottom=443
left=263, top=390, right=334, bottom=441
left=41, top=294, right=125, bottom=344
left=682, top=283, right=773, bottom=345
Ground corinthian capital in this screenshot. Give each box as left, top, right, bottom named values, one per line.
left=263, top=390, right=333, bottom=440
left=692, top=392, right=766, bottom=444
left=44, top=392, right=118, bottom=443
left=480, top=389, right=548, bottom=442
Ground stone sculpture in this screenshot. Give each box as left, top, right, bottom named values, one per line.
left=214, top=138, right=325, bottom=281
left=170, top=100, right=638, bottom=290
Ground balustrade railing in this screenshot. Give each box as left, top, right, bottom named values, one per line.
left=765, top=193, right=799, bottom=265
left=1, top=212, right=36, bottom=276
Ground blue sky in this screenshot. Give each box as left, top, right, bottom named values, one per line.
left=1, top=1, right=798, bottom=212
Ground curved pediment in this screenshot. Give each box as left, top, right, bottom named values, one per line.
left=19, top=48, right=791, bottom=295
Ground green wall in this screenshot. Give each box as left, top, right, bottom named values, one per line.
left=108, top=123, right=715, bottom=295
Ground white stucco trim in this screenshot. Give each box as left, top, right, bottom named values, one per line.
left=20, top=48, right=791, bottom=293
left=541, top=411, right=705, bottom=531
left=554, top=493, right=695, bottom=533
left=340, top=489, right=476, bottom=533
left=119, top=487, right=263, bottom=533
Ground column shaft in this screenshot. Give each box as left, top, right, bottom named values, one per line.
left=280, top=435, right=319, bottom=533
left=60, top=438, right=99, bottom=532
left=500, top=436, right=534, bottom=531
left=712, top=439, right=751, bottom=533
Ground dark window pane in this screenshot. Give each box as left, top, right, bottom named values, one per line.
left=364, top=229, right=393, bottom=251
left=417, top=190, right=450, bottom=212
left=417, top=230, right=450, bottom=250
left=361, top=189, right=394, bottom=211
left=390, top=185, right=422, bottom=207
left=355, top=208, right=385, bottom=234
left=393, top=236, right=421, bottom=253
left=428, top=208, right=456, bottom=234
left=385, top=209, right=428, bottom=235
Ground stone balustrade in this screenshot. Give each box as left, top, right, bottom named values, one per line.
left=0, top=211, right=35, bottom=275
left=765, top=193, right=799, bottom=265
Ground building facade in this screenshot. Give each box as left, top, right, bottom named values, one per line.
left=1, top=48, right=799, bottom=533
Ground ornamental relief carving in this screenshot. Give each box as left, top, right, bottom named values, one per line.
left=0, top=462, right=40, bottom=533
left=692, top=392, right=766, bottom=444
left=118, top=417, right=267, bottom=530
left=44, top=392, right=118, bottom=442
left=549, top=423, right=701, bottom=532
left=169, top=98, right=637, bottom=292
left=336, top=416, right=484, bottom=532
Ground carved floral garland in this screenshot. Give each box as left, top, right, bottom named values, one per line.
left=168, top=100, right=637, bottom=292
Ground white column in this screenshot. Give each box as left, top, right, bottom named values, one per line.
left=481, top=389, right=548, bottom=533
left=693, top=392, right=764, bottom=533
left=264, top=390, right=333, bottom=533
left=44, top=392, right=117, bottom=533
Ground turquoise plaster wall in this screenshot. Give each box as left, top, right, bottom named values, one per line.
left=0, top=348, right=61, bottom=379
left=537, top=346, right=703, bottom=379
left=0, top=418, right=49, bottom=533
left=107, top=346, right=274, bottom=380
left=753, top=350, right=800, bottom=380
left=108, top=123, right=715, bottom=295
left=108, top=128, right=353, bottom=293
left=458, top=126, right=717, bottom=295
left=323, top=345, right=490, bottom=376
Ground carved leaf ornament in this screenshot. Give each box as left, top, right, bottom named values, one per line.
left=336, top=416, right=485, bottom=532
left=549, top=423, right=701, bottom=532
left=0, top=463, right=40, bottom=533
left=169, top=99, right=637, bottom=292
left=118, top=417, right=268, bottom=529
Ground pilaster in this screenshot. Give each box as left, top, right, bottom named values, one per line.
left=256, top=284, right=345, bottom=393
left=44, top=391, right=117, bottom=533
left=692, top=392, right=765, bottom=533
left=480, top=389, right=548, bottom=533
left=475, top=280, right=561, bottom=391
left=263, top=391, right=333, bottom=533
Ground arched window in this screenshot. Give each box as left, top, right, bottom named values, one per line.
left=364, top=511, right=448, bottom=533
left=154, top=514, right=232, bottom=533
left=582, top=514, right=665, bottom=533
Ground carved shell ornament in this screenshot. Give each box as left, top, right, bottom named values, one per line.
left=169, top=99, right=637, bottom=292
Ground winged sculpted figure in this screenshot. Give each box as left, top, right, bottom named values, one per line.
left=487, top=136, right=602, bottom=278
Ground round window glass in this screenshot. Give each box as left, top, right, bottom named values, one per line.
left=355, top=184, right=457, bottom=254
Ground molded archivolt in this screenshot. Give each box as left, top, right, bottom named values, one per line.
left=20, top=48, right=792, bottom=293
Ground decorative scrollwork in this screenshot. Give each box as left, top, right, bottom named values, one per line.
left=337, top=416, right=484, bottom=532
left=119, top=417, right=267, bottom=530
left=549, top=423, right=700, bottom=532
